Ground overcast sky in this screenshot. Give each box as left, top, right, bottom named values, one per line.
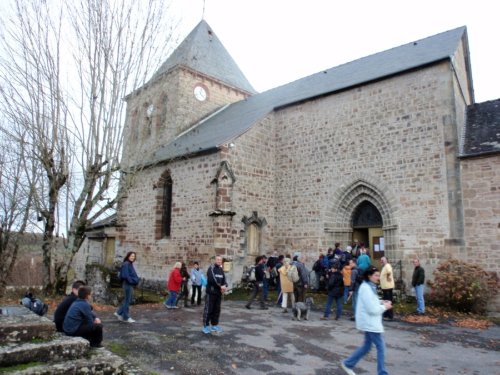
left=171, top=0, right=499, bottom=103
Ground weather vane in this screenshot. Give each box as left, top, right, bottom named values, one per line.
left=202, top=0, right=206, bottom=20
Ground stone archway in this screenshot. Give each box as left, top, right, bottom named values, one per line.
left=326, top=176, right=398, bottom=256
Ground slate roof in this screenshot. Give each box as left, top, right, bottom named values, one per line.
left=462, top=99, right=500, bottom=157
left=150, top=20, right=255, bottom=94
left=153, top=26, right=469, bottom=163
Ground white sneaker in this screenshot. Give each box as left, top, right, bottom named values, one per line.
left=125, top=318, right=136, bottom=323
left=114, top=312, right=124, bottom=321
left=340, top=362, right=356, bottom=375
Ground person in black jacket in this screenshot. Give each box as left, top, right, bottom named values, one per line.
left=245, top=255, right=268, bottom=311
left=321, top=262, right=344, bottom=320
left=115, top=252, right=140, bottom=323
left=53, top=280, right=86, bottom=332
left=176, top=262, right=191, bottom=308
left=412, top=258, right=426, bottom=315
left=202, top=255, right=228, bottom=334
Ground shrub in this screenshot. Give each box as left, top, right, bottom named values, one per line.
left=428, top=258, right=498, bottom=314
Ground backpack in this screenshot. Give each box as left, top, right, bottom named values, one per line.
left=21, top=293, right=48, bottom=317
left=287, top=265, right=299, bottom=283
left=200, top=274, right=208, bottom=287
left=243, top=265, right=256, bottom=282
left=248, top=266, right=256, bottom=282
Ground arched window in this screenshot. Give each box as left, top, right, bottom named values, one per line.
left=161, top=174, right=173, bottom=238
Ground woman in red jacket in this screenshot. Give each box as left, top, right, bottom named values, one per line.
left=165, top=262, right=182, bottom=309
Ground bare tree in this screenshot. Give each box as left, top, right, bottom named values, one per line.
left=0, top=0, right=177, bottom=294
left=0, top=122, right=38, bottom=297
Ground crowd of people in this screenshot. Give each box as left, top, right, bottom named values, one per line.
left=52, top=243, right=426, bottom=375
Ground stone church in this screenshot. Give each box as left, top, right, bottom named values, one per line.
left=78, top=20, right=499, bottom=308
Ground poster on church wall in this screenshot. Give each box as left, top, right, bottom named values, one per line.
left=379, top=237, right=385, bottom=251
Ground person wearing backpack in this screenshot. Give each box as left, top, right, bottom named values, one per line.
left=278, top=258, right=294, bottom=313
left=292, top=254, right=309, bottom=303
left=115, top=252, right=140, bottom=323
left=321, top=262, right=344, bottom=320
left=245, top=255, right=268, bottom=310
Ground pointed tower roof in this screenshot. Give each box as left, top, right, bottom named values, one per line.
left=151, top=26, right=471, bottom=163
left=151, top=20, right=255, bottom=94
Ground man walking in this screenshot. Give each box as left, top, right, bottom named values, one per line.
left=245, top=256, right=268, bottom=310
left=293, top=254, right=309, bottom=303
left=203, top=256, right=228, bottom=334
left=412, top=258, right=425, bottom=315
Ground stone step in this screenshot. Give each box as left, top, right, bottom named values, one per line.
left=0, top=335, right=89, bottom=367
left=1, top=348, right=146, bottom=374
left=0, top=306, right=55, bottom=344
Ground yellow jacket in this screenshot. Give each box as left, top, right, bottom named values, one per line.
left=380, top=263, right=395, bottom=289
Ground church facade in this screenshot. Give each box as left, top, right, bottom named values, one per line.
left=94, top=21, right=498, bottom=308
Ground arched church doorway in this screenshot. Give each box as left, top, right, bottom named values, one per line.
left=351, top=201, right=384, bottom=267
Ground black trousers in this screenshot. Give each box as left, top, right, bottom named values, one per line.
left=246, top=283, right=265, bottom=308
left=71, top=322, right=103, bottom=347
left=203, top=293, right=222, bottom=326
left=294, top=284, right=306, bottom=303
left=382, top=288, right=394, bottom=319
left=176, top=281, right=189, bottom=307
left=191, top=285, right=202, bottom=305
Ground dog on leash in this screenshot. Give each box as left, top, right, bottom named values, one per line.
left=292, top=297, right=314, bottom=321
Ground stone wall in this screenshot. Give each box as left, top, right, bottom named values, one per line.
left=461, top=155, right=500, bottom=312
left=271, top=63, right=462, bottom=283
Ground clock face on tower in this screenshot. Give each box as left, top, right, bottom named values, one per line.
left=194, top=85, right=207, bottom=101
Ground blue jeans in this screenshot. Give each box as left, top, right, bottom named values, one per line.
left=415, top=284, right=425, bottom=313
left=344, top=286, right=350, bottom=303
left=324, top=294, right=343, bottom=319
left=165, top=291, right=178, bottom=307
left=344, top=331, right=388, bottom=375
left=263, top=278, right=269, bottom=300
left=352, top=290, right=358, bottom=315
left=117, top=282, right=133, bottom=320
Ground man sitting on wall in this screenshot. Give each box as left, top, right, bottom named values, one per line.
left=53, top=280, right=86, bottom=332
left=63, top=286, right=103, bottom=348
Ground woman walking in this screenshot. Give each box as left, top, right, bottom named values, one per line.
left=115, top=252, right=140, bottom=323
left=165, top=262, right=182, bottom=309
left=341, top=266, right=392, bottom=375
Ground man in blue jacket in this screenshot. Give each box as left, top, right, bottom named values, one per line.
left=53, top=280, right=86, bottom=332
left=63, top=286, right=103, bottom=348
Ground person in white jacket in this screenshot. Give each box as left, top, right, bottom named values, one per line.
left=341, top=266, right=392, bottom=375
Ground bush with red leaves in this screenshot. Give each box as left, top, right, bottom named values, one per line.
left=428, top=258, right=498, bottom=314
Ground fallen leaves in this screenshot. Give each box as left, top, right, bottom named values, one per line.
left=401, top=315, right=439, bottom=324
left=452, top=318, right=492, bottom=329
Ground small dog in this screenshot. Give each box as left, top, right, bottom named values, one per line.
left=292, top=297, right=314, bottom=321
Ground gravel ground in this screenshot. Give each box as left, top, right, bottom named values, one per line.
left=98, top=300, right=500, bottom=375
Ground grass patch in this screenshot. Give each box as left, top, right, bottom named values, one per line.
left=107, top=341, right=129, bottom=357
left=0, top=362, right=43, bottom=373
